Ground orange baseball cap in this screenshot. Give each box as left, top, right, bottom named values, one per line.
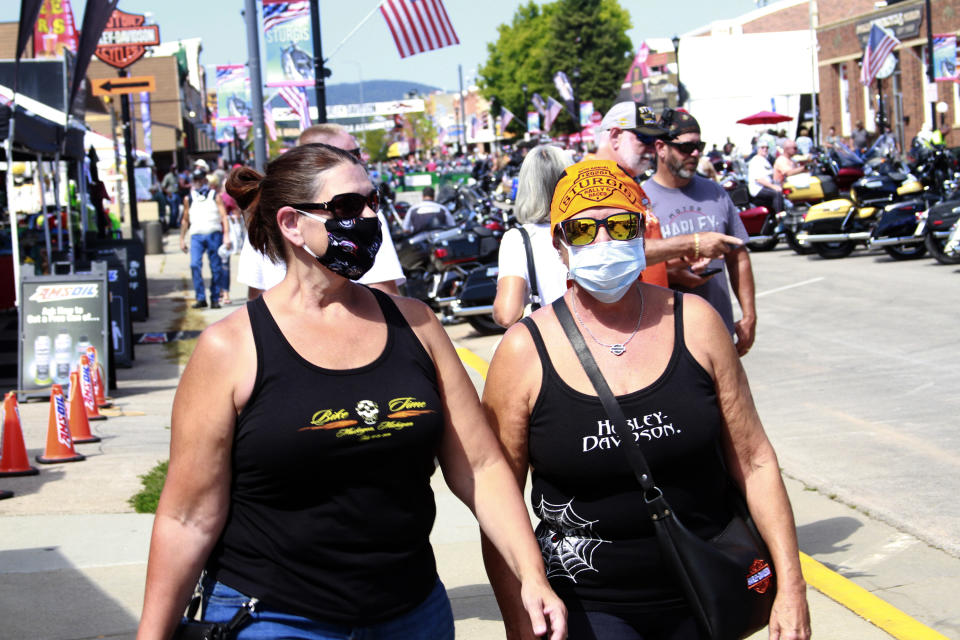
left=550, top=160, right=649, bottom=237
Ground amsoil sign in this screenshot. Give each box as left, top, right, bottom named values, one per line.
left=94, top=9, right=160, bottom=69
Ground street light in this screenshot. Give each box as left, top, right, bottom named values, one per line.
left=672, top=34, right=682, bottom=107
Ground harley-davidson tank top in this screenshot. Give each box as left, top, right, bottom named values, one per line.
left=522, top=293, right=735, bottom=614
left=206, top=288, right=444, bottom=625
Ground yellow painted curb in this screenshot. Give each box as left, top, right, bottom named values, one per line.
left=800, top=552, right=948, bottom=639
left=456, top=347, right=489, bottom=380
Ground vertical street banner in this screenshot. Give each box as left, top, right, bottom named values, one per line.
left=527, top=111, right=541, bottom=134
left=579, top=101, right=594, bottom=128
left=262, top=0, right=314, bottom=87
left=933, top=34, right=958, bottom=82
left=216, top=65, right=253, bottom=125
left=33, top=0, right=79, bottom=58
left=139, top=91, right=152, bottom=156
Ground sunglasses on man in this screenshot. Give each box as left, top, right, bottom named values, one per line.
left=560, top=212, right=644, bottom=246
left=664, top=139, right=706, bottom=155
left=290, top=190, right=380, bottom=220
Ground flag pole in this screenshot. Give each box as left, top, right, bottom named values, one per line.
left=325, top=4, right=384, bottom=63
left=309, top=1, right=328, bottom=123
left=243, top=0, right=267, bottom=170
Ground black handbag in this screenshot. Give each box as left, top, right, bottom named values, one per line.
left=553, top=297, right=776, bottom=640
left=172, top=579, right=258, bottom=640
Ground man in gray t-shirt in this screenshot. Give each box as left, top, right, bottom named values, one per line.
left=642, top=109, right=757, bottom=356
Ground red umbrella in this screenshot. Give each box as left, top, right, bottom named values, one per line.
left=736, top=111, right=794, bottom=125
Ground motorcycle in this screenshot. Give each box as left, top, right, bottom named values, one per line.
left=780, top=146, right=864, bottom=255
left=795, top=155, right=923, bottom=259
left=721, top=174, right=779, bottom=251
left=395, top=194, right=507, bottom=333
left=865, top=147, right=957, bottom=260
left=915, top=195, right=960, bottom=265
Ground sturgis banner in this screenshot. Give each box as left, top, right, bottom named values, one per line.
left=263, top=0, right=314, bottom=88
left=216, top=64, right=252, bottom=125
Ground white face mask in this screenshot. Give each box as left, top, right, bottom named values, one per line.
left=565, top=237, right=646, bottom=303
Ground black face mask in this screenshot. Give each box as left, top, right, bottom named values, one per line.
left=298, top=211, right=382, bottom=281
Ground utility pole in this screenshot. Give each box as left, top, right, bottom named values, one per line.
left=310, top=1, right=328, bottom=123
left=119, top=69, right=139, bottom=231
left=243, top=0, right=267, bottom=170
left=925, top=0, right=937, bottom=130
left=458, top=64, right=467, bottom=152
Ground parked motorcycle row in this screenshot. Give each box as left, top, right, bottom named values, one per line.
left=720, top=144, right=960, bottom=265
left=383, top=145, right=960, bottom=338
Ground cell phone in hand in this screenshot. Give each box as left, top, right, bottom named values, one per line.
left=698, top=267, right=723, bottom=277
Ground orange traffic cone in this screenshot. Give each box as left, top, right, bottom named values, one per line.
left=78, top=356, right=106, bottom=421
left=0, top=392, right=39, bottom=477
left=85, top=346, right=111, bottom=408
left=35, top=384, right=85, bottom=464
left=67, top=371, right=101, bottom=444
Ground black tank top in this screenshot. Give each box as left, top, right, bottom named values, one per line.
left=522, top=293, right=735, bottom=614
left=207, top=289, right=444, bottom=624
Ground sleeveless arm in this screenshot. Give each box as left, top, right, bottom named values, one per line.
left=480, top=321, right=550, bottom=639
left=137, top=316, right=250, bottom=640
left=391, top=297, right=565, bottom=640
left=683, top=295, right=811, bottom=640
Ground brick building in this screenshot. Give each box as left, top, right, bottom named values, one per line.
left=817, top=0, right=960, bottom=150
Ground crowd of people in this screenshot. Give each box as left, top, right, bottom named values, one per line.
left=137, top=101, right=812, bottom=640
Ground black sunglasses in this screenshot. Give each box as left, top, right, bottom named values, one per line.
left=628, top=130, right=661, bottom=145
left=344, top=147, right=363, bottom=160
left=664, top=139, right=706, bottom=155
left=290, top=190, right=380, bottom=220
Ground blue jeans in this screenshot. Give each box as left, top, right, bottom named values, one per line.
left=166, top=193, right=181, bottom=227
left=190, top=232, right=223, bottom=303
left=200, top=577, right=454, bottom=640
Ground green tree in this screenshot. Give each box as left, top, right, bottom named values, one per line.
left=357, top=128, right=391, bottom=163
left=406, top=112, right=438, bottom=154
left=479, top=0, right=633, bottom=135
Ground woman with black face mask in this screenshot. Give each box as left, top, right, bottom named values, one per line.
left=138, top=143, right=566, bottom=640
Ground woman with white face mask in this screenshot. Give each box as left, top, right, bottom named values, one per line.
left=482, top=161, right=809, bottom=640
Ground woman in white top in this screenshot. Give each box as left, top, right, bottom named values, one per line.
left=493, top=145, right=573, bottom=327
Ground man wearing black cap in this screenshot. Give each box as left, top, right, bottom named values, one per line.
left=595, top=102, right=745, bottom=289
left=642, top=108, right=757, bottom=356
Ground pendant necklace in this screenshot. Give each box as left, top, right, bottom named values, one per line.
left=570, top=290, right=644, bottom=356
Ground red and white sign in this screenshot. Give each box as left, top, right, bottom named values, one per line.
left=94, top=9, right=160, bottom=69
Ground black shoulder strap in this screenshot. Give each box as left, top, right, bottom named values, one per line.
left=552, top=297, right=659, bottom=496
left=517, top=226, right=541, bottom=310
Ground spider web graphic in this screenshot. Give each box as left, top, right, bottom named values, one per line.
left=534, top=497, right=608, bottom=583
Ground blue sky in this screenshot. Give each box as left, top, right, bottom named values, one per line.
left=3, top=1, right=759, bottom=91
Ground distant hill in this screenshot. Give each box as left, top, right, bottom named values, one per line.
left=325, top=80, right=442, bottom=105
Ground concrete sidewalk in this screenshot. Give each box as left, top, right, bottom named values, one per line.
left=0, top=230, right=931, bottom=639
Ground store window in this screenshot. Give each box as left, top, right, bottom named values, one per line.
left=922, top=45, right=936, bottom=131
left=839, top=63, right=851, bottom=136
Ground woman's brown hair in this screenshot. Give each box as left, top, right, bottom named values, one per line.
left=225, top=143, right=359, bottom=263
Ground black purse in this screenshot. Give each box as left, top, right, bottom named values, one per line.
left=171, top=578, right=258, bottom=640
left=552, top=297, right=776, bottom=640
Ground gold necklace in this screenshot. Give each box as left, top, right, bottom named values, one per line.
left=570, top=290, right=644, bottom=356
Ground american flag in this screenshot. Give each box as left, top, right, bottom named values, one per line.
left=262, top=1, right=310, bottom=32
left=279, top=85, right=310, bottom=130
left=263, top=105, right=278, bottom=141
left=380, top=0, right=459, bottom=59
left=531, top=93, right=546, bottom=117
left=544, top=96, right=564, bottom=132
left=860, top=23, right=899, bottom=86
left=500, top=106, right=516, bottom=131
